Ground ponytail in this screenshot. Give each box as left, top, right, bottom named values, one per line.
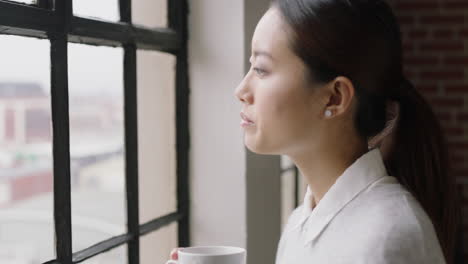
left=383, top=78, right=461, bottom=264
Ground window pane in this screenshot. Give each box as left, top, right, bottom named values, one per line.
left=68, top=43, right=125, bottom=252
left=140, top=222, right=178, bottom=264
left=0, top=36, right=54, bottom=263
left=133, top=0, right=167, bottom=28
left=73, top=0, right=119, bottom=22
left=8, top=0, right=35, bottom=4
left=137, top=50, right=177, bottom=225
left=81, top=244, right=127, bottom=264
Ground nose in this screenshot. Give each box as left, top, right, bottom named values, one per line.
left=234, top=74, right=253, bottom=104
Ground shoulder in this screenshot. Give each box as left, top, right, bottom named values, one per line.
left=347, top=177, right=445, bottom=263
left=353, top=177, right=434, bottom=242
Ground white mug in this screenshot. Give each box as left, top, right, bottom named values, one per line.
left=165, top=246, right=246, bottom=264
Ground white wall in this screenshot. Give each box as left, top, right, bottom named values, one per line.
left=188, top=0, right=248, bottom=247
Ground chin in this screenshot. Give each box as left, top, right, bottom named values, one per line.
left=244, top=135, right=263, bottom=154
left=246, top=144, right=269, bottom=154
left=244, top=135, right=280, bottom=155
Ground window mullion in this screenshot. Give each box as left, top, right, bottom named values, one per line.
left=120, top=0, right=140, bottom=263
left=119, top=0, right=131, bottom=23
left=123, top=43, right=140, bottom=264
left=168, top=0, right=190, bottom=247
left=51, top=1, right=73, bottom=263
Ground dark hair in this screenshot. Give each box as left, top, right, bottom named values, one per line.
left=271, top=0, right=460, bottom=262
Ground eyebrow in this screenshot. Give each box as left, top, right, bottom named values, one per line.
left=253, top=50, right=274, bottom=61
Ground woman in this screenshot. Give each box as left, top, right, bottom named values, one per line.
left=169, top=0, right=461, bottom=263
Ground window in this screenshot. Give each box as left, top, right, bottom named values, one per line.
left=0, top=0, right=189, bottom=263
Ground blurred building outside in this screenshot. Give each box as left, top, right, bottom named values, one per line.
left=0, top=81, right=126, bottom=263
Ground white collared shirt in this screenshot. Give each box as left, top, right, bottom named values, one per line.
left=275, top=148, right=446, bottom=264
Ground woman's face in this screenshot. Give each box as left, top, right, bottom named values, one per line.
left=235, top=8, right=328, bottom=155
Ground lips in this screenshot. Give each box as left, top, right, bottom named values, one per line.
left=240, top=112, right=254, bottom=124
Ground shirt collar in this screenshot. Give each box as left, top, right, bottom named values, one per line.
left=292, top=147, right=388, bottom=246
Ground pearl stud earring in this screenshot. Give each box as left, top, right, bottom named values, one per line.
left=325, top=110, right=332, bottom=117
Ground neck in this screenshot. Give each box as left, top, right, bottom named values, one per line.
left=288, top=141, right=368, bottom=208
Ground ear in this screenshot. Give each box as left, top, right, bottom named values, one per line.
left=323, top=76, right=355, bottom=118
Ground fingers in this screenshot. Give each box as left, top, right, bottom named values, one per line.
left=170, top=248, right=181, bottom=260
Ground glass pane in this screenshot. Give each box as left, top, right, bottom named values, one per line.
left=73, top=0, right=119, bottom=22
left=8, top=0, right=35, bottom=4
left=69, top=43, right=125, bottom=252
left=137, top=50, right=177, bottom=224
left=133, top=0, right=167, bottom=28
left=140, top=222, right=178, bottom=264
left=81, top=244, right=127, bottom=264
left=0, top=36, right=54, bottom=263
left=9, top=0, right=35, bottom=4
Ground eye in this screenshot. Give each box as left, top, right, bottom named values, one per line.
left=253, top=67, right=267, bottom=76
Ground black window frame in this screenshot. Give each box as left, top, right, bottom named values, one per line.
left=0, top=0, right=190, bottom=263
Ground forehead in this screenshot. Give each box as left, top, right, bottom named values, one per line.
left=251, top=8, right=292, bottom=58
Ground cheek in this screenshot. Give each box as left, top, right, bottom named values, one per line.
left=256, top=88, right=289, bottom=124
left=247, top=81, right=319, bottom=154
left=270, top=87, right=307, bottom=121
left=257, top=83, right=311, bottom=134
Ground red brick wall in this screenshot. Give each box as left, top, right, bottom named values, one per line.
left=387, top=0, right=467, bottom=260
